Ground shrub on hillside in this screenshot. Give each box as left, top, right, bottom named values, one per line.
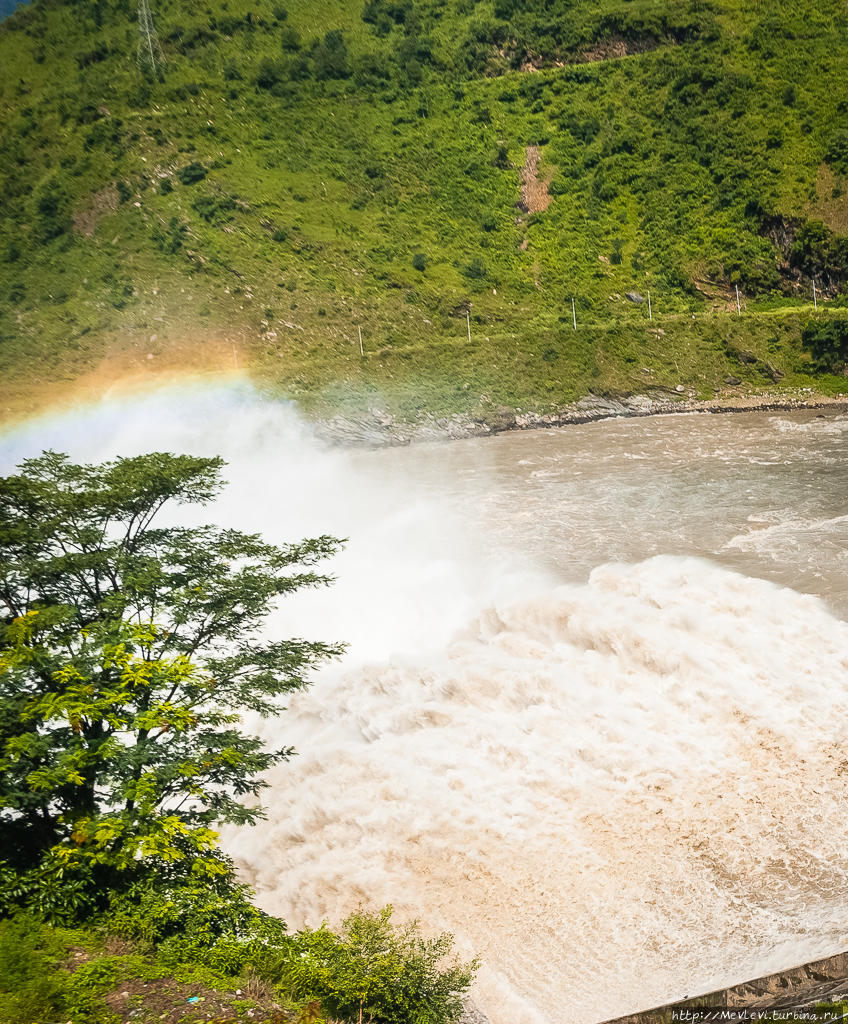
left=313, top=29, right=350, bottom=80
left=151, top=216, right=187, bottom=253
left=177, top=161, right=207, bottom=184
left=31, top=176, right=73, bottom=242
left=791, top=220, right=848, bottom=278
left=256, top=56, right=283, bottom=89
left=280, top=24, right=301, bottom=51
left=192, top=193, right=237, bottom=223
left=801, top=318, right=848, bottom=369
left=826, top=129, right=848, bottom=177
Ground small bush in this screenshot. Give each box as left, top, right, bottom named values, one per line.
left=177, top=161, right=207, bottom=185
left=151, top=216, right=188, bottom=253
left=256, top=56, right=283, bottom=89
left=463, top=257, right=486, bottom=280
left=826, top=129, right=848, bottom=177
left=282, top=907, right=478, bottom=1024
left=412, top=252, right=427, bottom=271
left=192, top=193, right=237, bottom=223
left=280, top=25, right=301, bottom=51
left=802, top=317, right=848, bottom=368
left=32, top=177, right=73, bottom=241
left=313, top=29, right=349, bottom=80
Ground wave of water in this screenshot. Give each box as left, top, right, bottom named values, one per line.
left=231, top=557, right=848, bottom=1024
left=3, top=386, right=848, bottom=1023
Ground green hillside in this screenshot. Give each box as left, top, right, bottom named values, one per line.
left=3, top=0, right=848, bottom=420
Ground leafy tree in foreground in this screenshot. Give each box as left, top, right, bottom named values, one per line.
left=0, top=450, right=344, bottom=899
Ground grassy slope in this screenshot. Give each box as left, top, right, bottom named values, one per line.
left=0, top=915, right=294, bottom=1023
left=2, top=0, right=848, bottom=422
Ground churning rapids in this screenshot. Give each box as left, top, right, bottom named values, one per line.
left=4, top=384, right=848, bottom=1024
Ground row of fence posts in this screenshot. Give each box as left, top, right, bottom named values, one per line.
left=354, top=283, right=824, bottom=351
left=562, top=282, right=821, bottom=329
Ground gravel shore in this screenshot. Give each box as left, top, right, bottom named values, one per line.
left=313, top=389, right=848, bottom=448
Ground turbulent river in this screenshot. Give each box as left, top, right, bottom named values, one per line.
left=3, top=385, right=848, bottom=1024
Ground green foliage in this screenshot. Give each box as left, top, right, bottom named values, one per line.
left=790, top=221, right=848, bottom=286
left=826, top=129, right=848, bottom=176
left=412, top=253, right=427, bottom=271
left=107, top=856, right=292, bottom=982
left=0, top=916, right=68, bottom=1023
left=0, top=903, right=475, bottom=1024
left=31, top=176, right=73, bottom=242
left=177, top=161, right=208, bottom=184
left=283, top=907, right=478, bottom=1024
left=2, top=0, right=848, bottom=415
left=151, top=215, right=187, bottom=253
left=462, top=258, right=485, bottom=280
left=313, top=30, right=350, bottom=81
left=801, top=316, right=848, bottom=367
left=0, top=916, right=112, bottom=1024
left=0, top=857, right=97, bottom=925
left=192, top=192, right=238, bottom=223
left=0, top=451, right=344, bottom=899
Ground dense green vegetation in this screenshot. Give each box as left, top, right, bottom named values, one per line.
left=0, top=451, right=343, bottom=883
left=0, top=451, right=476, bottom=1022
left=2, top=0, right=848, bottom=417
left=0, top=899, right=477, bottom=1023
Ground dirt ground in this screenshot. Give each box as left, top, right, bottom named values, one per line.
left=519, top=145, right=553, bottom=214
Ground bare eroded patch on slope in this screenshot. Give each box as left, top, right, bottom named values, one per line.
left=519, top=145, right=552, bottom=214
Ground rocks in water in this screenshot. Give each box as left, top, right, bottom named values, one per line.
left=725, top=376, right=742, bottom=385
left=625, top=291, right=645, bottom=303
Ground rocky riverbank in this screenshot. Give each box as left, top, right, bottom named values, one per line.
left=313, top=389, right=848, bottom=448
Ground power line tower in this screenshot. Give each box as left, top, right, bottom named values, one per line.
left=137, top=0, right=165, bottom=76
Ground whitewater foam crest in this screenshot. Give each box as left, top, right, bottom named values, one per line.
left=227, top=556, right=848, bottom=1024
left=6, top=388, right=848, bottom=1023
left=771, top=414, right=848, bottom=436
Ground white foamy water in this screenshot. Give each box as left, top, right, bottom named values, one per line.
left=3, top=387, right=848, bottom=1024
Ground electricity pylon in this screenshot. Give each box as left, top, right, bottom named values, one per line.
left=137, top=0, right=165, bottom=75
